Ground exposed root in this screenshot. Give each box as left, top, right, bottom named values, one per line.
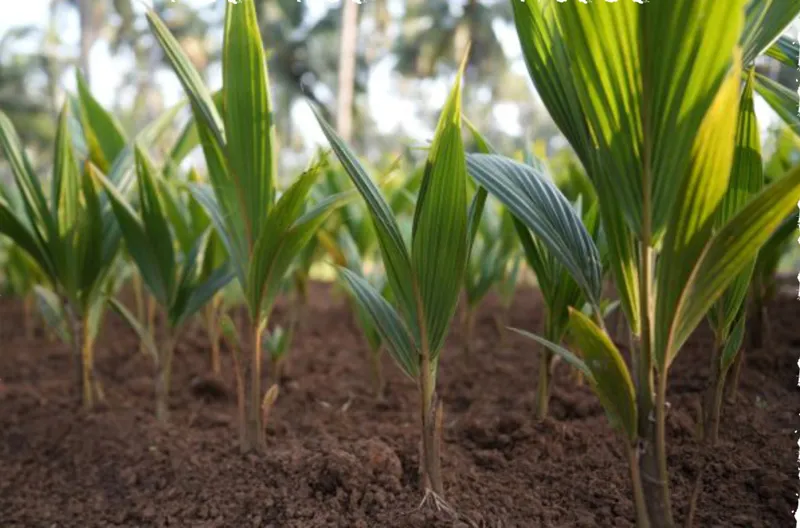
left=407, top=487, right=458, bottom=518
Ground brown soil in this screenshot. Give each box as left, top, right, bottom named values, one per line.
left=1, top=281, right=798, bottom=527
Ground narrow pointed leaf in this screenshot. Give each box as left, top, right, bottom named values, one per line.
left=709, top=72, right=764, bottom=333
left=145, top=8, right=225, bottom=147
left=655, top=67, right=742, bottom=369
left=223, top=0, right=276, bottom=244
left=108, top=297, right=158, bottom=359
left=34, top=286, right=70, bottom=343
left=566, top=308, right=637, bottom=442
left=311, top=105, right=417, bottom=331
left=509, top=327, right=592, bottom=379
left=467, top=153, right=602, bottom=305
left=764, top=34, right=799, bottom=68
left=741, top=0, right=800, bottom=65
left=754, top=72, right=800, bottom=137
left=76, top=71, right=127, bottom=173
left=134, top=147, right=176, bottom=303
left=175, top=265, right=234, bottom=328
left=93, top=169, right=169, bottom=304
left=664, top=163, right=800, bottom=366
left=338, top=267, right=418, bottom=379
left=412, top=66, right=469, bottom=355
left=247, top=164, right=322, bottom=316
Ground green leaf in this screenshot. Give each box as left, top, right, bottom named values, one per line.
left=134, top=147, right=176, bottom=303
left=311, top=105, right=418, bottom=336
left=188, top=182, right=245, bottom=286
left=247, top=163, right=322, bottom=316
left=261, top=192, right=354, bottom=310
left=565, top=308, right=637, bottom=443
left=0, top=110, right=54, bottom=244
left=174, top=264, right=234, bottom=328
left=662, top=161, right=800, bottom=367
left=740, top=0, right=800, bottom=65
left=75, top=71, right=127, bottom=173
left=753, top=72, right=800, bottom=138
left=709, top=71, right=764, bottom=335
left=223, top=0, right=276, bottom=245
left=466, top=153, right=602, bottom=306
left=338, top=267, right=418, bottom=379
left=51, top=104, right=81, bottom=240
left=509, top=327, right=592, bottom=380
left=655, top=67, right=743, bottom=369
left=0, top=200, right=52, bottom=278
left=411, top=64, right=469, bottom=356
left=93, top=164, right=170, bottom=305
left=146, top=8, right=225, bottom=148
left=720, top=308, right=747, bottom=373
left=108, top=297, right=158, bottom=359
left=764, top=34, right=799, bottom=68
left=34, top=285, right=70, bottom=343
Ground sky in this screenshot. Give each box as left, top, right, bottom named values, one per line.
left=0, top=0, right=791, bottom=154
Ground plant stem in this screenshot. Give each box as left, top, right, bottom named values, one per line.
left=701, top=339, right=726, bottom=446
left=146, top=293, right=157, bottom=342
left=419, top=354, right=444, bottom=496
left=536, top=314, right=553, bottom=420
left=244, top=317, right=266, bottom=453
left=636, top=244, right=674, bottom=528
left=133, top=273, right=146, bottom=355
left=81, top=317, right=94, bottom=410
left=229, top=326, right=247, bottom=452
left=155, top=332, right=177, bottom=422
left=205, top=297, right=221, bottom=375
left=628, top=444, right=651, bottom=528
left=725, top=348, right=744, bottom=404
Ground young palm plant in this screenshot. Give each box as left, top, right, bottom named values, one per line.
left=464, top=1, right=800, bottom=526
left=96, top=147, right=234, bottom=422
left=312, top=58, right=470, bottom=503
left=0, top=105, right=123, bottom=409
left=147, top=0, right=349, bottom=452
left=701, top=72, right=763, bottom=445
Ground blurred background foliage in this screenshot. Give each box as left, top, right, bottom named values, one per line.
left=0, top=0, right=798, bottom=271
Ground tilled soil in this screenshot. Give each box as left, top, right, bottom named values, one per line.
left=0, top=281, right=797, bottom=527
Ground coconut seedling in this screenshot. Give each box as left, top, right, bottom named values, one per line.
left=147, top=0, right=350, bottom=452
left=313, top=55, right=470, bottom=504
left=465, top=1, right=800, bottom=526
left=701, top=72, right=764, bottom=445
left=0, top=105, right=124, bottom=409
left=95, top=147, right=234, bottom=422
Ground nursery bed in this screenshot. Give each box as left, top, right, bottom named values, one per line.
left=1, top=281, right=797, bottom=527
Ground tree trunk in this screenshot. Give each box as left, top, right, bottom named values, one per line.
left=336, top=0, right=359, bottom=142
